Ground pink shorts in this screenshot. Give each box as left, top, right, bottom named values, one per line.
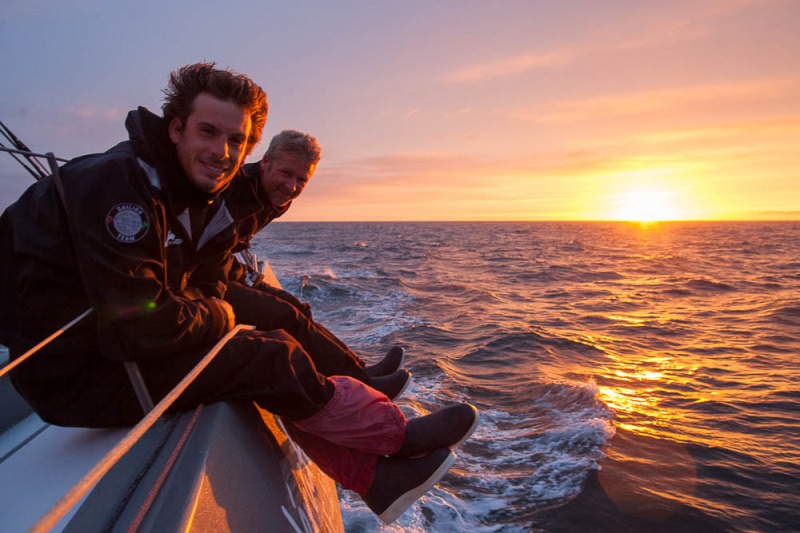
left=284, top=376, right=407, bottom=494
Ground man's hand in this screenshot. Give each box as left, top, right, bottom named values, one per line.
left=206, top=298, right=236, bottom=331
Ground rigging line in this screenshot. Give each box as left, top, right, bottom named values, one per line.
left=0, top=145, right=70, bottom=181
left=0, top=141, right=43, bottom=180
left=0, top=119, right=34, bottom=151
left=0, top=144, right=69, bottom=184
left=0, top=308, right=94, bottom=380
left=30, top=323, right=255, bottom=533
left=0, top=146, right=70, bottom=164
left=0, top=120, right=52, bottom=178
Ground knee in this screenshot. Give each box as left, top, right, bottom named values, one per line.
left=266, top=328, right=301, bottom=346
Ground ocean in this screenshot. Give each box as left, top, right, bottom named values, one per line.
left=250, top=221, right=800, bottom=533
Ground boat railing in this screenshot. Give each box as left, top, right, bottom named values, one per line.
left=0, top=277, right=255, bottom=530
left=0, top=314, right=255, bottom=532
left=0, top=307, right=157, bottom=413
left=0, top=308, right=94, bottom=381
left=0, top=146, right=68, bottom=180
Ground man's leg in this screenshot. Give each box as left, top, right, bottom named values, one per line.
left=225, top=282, right=369, bottom=380
left=286, top=376, right=406, bottom=454
left=141, top=330, right=413, bottom=450
left=10, top=329, right=334, bottom=428
left=288, top=376, right=480, bottom=458
left=142, top=328, right=333, bottom=420
left=251, top=282, right=407, bottom=378
left=283, top=422, right=378, bottom=494
left=284, top=420, right=457, bottom=525
left=284, top=377, right=479, bottom=524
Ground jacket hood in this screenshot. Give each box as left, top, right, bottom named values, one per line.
left=124, top=107, right=220, bottom=211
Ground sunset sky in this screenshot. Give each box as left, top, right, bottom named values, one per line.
left=1, top=0, right=799, bottom=221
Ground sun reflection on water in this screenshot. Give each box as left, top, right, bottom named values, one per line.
left=594, top=354, right=706, bottom=521
left=593, top=351, right=703, bottom=443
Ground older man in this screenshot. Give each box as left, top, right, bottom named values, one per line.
left=223, top=130, right=409, bottom=397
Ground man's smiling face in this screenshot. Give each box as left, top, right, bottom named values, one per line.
left=260, top=151, right=315, bottom=208
left=169, top=92, right=252, bottom=194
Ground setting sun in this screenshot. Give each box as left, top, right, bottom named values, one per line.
left=611, top=189, right=684, bottom=222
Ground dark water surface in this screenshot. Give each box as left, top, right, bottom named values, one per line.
left=253, top=221, right=800, bottom=532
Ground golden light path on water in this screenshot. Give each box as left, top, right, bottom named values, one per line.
left=562, top=264, right=784, bottom=524
left=590, top=348, right=709, bottom=520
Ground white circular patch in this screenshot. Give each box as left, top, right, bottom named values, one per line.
left=106, top=203, right=150, bottom=243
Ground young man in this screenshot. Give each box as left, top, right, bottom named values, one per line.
left=223, top=130, right=408, bottom=396
left=1, top=63, right=478, bottom=523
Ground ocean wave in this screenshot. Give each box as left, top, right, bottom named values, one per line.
left=768, top=304, right=800, bottom=326
left=386, top=380, right=616, bottom=530
left=661, top=287, right=695, bottom=297
left=684, top=278, right=738, bottom=292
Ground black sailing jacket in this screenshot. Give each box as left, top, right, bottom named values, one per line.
left=224, top=161, right=290, bottom=284
left=2, top=107, right=235, bottom=390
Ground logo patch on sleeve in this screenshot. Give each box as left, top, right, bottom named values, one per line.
left=106, top=203, right=150, bottom=243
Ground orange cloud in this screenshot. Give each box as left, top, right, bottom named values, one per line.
left=519, top=79, right=797, bottom=124
left=631, top=115, right=800, bottom=144
left=442, top=51, right=573, bottom=84
left=287, top=149, right=619, bottom=221
left=439, top=0, right=769, bottom=87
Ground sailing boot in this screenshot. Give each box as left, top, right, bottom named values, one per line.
left=365, top=346, right=406, bottom=377
left=362, top=447, right=456, bottom=524
left=369, top=369, right=411, bottom=400
left=394, top=403, right=480, bottom=458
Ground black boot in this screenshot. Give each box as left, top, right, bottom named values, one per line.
left=362, top=447, right=456, bottom=524
left=369, top=369, right=411, bottom=400
left=395, top=403, right=479, bottom=458
left=365, top=346, right=405, bottom=377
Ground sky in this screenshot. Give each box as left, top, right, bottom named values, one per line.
left=1, top=0, right=799, bottom=221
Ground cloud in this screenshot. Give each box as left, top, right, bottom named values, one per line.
left=286, top=151, right=615, bottom=221
left=323, top=151, right=601, bottom=183
left=439, top=0, right=767, bottom=86
left=441, top=51, right=573, bottom=84
left=631, top=115, right=800, bottom=144
left=518, top=79, right=797, bottom=124
left=63, top=105, right=125, bottom=121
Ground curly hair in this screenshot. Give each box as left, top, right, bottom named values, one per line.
left=265, top=129, right=322, bottom=167
left=162, top=62, right=268, bottom=156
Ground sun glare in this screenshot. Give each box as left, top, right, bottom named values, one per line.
left=611, top=189, right=684, bottom=222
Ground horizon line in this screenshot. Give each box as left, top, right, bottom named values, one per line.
left=273, top=219, right=800, bottom=223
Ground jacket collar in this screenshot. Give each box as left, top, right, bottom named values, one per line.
left=124, top=107, right=223, bottom=214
